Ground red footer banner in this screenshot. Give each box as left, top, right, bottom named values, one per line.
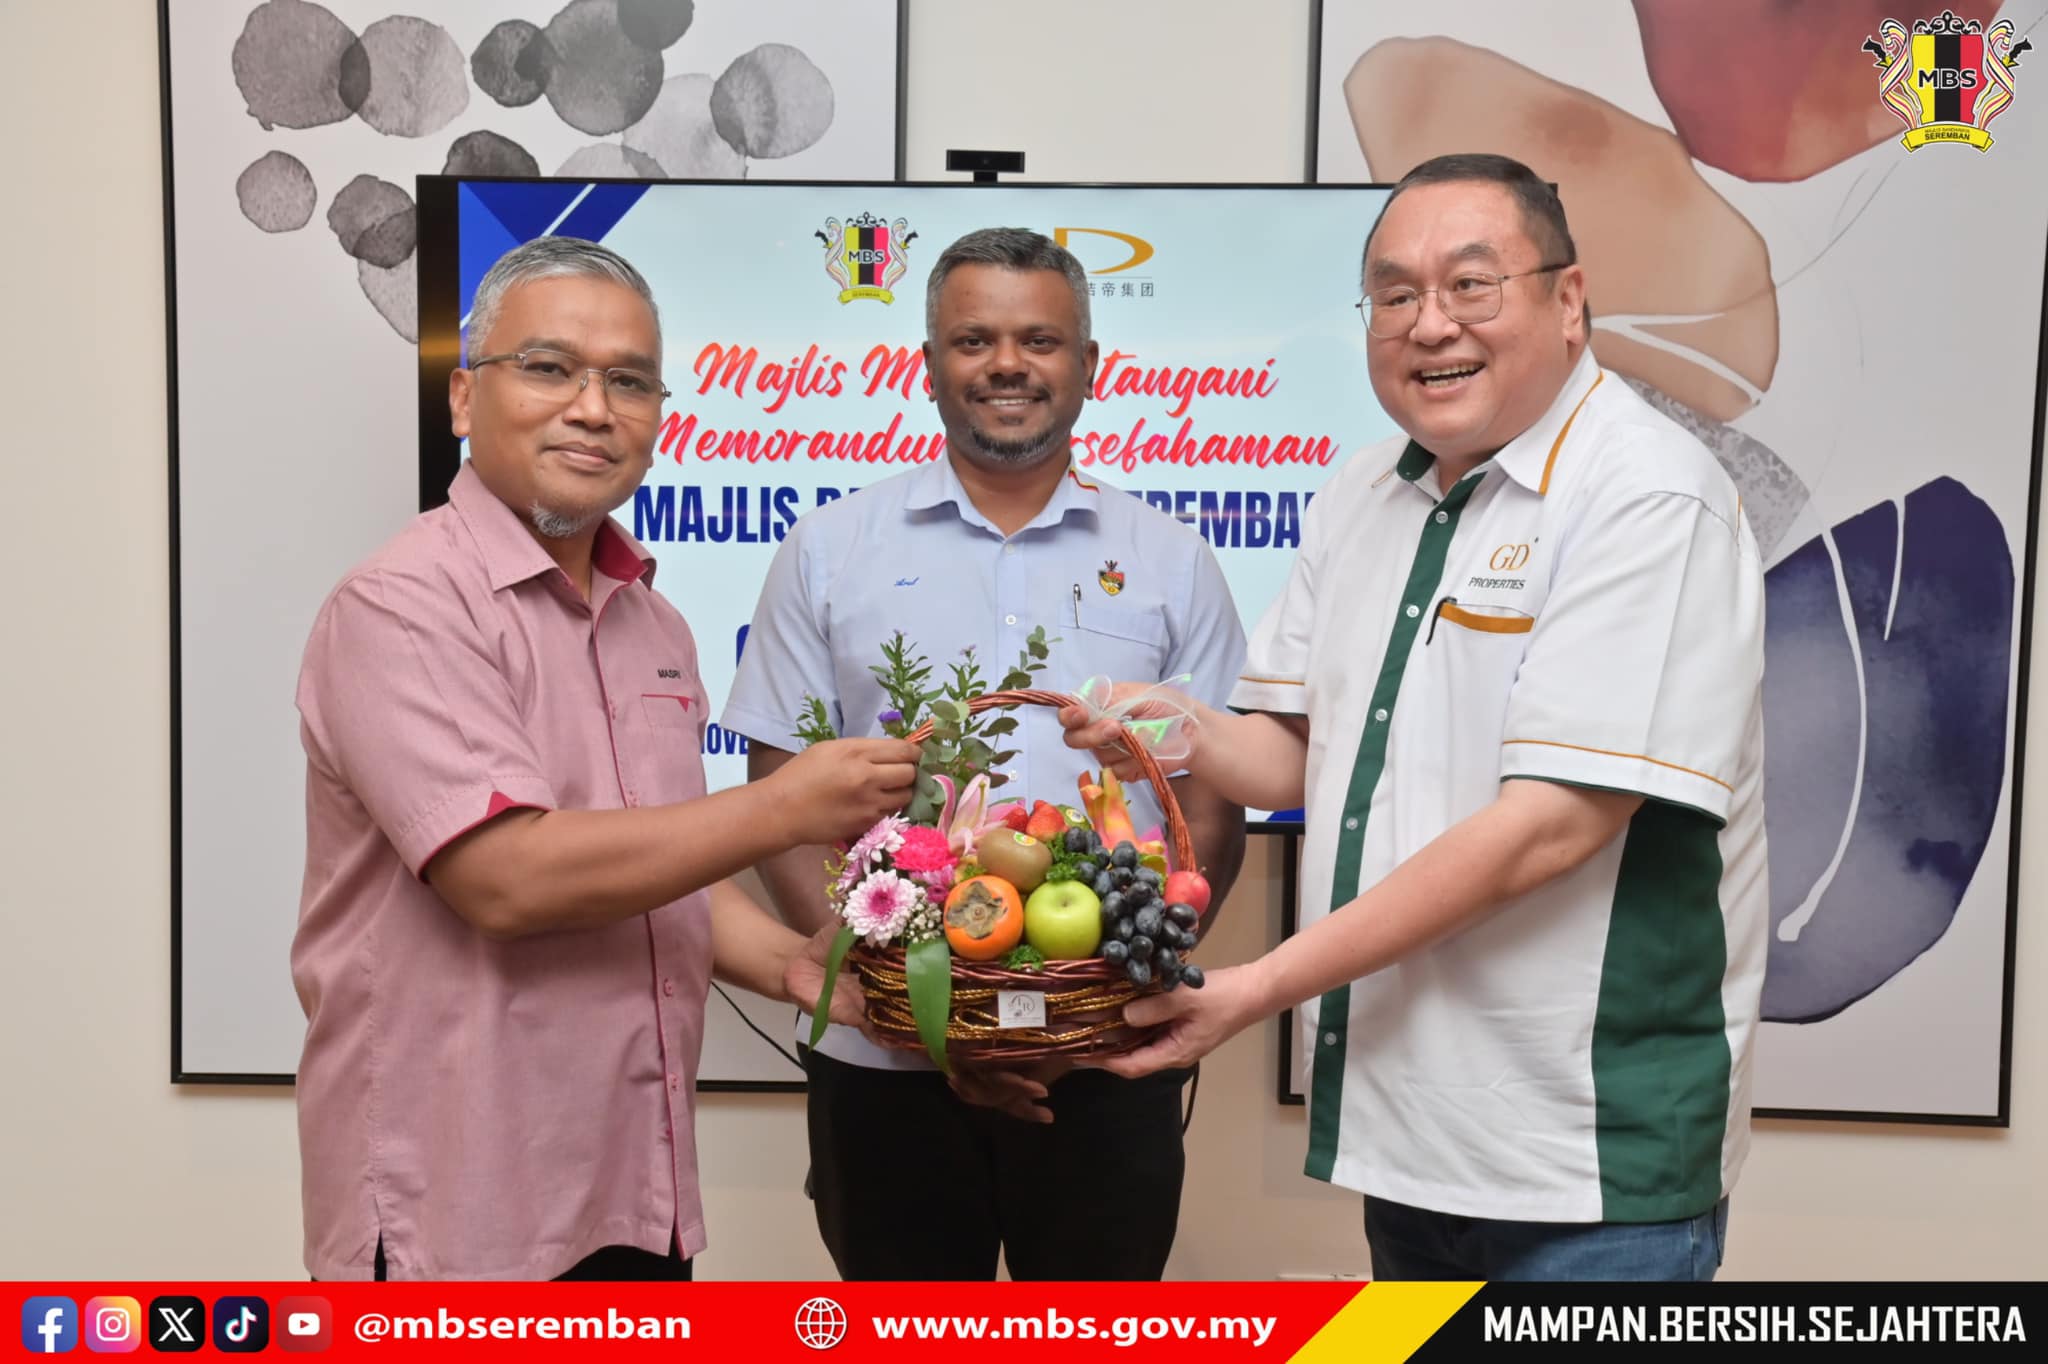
left=10, top=1281, right=2044, bottom=1360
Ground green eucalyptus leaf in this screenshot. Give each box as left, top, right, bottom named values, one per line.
left=906, top=937, right=954, bottom=1073
left=905, top=772, right=944, bottom=825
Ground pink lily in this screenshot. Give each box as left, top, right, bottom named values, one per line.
left=932, top=773, right=1017, bottom=861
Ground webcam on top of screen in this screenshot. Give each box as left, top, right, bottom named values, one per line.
left=946, top=149, right=1027, bottom=182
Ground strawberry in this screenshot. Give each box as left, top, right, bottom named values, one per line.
left=1000, top=804, right=1031, bottom=833
left=1024, top=800, right=1067, bottom=842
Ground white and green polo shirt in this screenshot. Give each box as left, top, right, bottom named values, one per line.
left=1232, top=353, right=1768, bottom=1224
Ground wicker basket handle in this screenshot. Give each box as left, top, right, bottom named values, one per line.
left=900, top=688, right=1197, bottom=874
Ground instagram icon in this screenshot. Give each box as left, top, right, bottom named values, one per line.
left=84, top=1297, right=142, bottom=1353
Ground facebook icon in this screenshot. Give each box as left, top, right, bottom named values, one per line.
left=20, top=1297, right=78, bottom=1354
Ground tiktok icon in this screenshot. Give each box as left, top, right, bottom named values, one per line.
left=212, top=1297, right=269, bottom=1353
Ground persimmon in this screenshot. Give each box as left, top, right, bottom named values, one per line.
left=943, top=875, right=1024, bottom=960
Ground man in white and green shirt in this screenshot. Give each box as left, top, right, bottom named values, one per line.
left=1064, top=154, right=1767, bottom=1281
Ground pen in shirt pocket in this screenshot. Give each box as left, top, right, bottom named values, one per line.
left=1072, top=582, right=1082, bottom=624
left=1425, top=595, right=1456, bottom=645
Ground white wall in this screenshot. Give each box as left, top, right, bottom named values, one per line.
left=1, top=0, right=2041, bottom=1281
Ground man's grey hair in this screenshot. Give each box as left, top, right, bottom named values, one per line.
left=924, top=227, right=1091, bottom=344
left=466, top=236, right=660, bottom=357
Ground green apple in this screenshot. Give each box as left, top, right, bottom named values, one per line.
left=1023, top=878, right=1103, bottom=960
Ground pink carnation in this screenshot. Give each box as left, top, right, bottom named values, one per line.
left=891, top=825, right=957, bottom=876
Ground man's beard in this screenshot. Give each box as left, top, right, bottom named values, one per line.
left=959, top=383, right=1065, bottom=467
left=965, top=423, right=1062, bottom=466
left=529, top=501, right=601, bottom=538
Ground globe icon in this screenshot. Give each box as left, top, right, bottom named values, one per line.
left=794, top=1296, right=848, bottom=1350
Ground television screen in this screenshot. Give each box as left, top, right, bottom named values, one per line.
left=416, top=177, right=1398, bottom=827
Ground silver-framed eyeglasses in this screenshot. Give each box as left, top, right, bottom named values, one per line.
left=1356, top=263, right=1569, bottom=338
left=470, top=348, right=671, bottom=416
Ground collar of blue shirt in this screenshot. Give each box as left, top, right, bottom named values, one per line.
left=901, top=454, right=1105, bottom=537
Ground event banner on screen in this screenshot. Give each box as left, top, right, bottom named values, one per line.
left=449, top=181, right=1397, bottom=803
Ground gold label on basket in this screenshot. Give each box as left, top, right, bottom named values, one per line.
left=997, top=990, right=1048, bottom=1029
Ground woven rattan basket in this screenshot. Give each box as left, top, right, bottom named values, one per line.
left=847, top=688, right=1197, bottom=1063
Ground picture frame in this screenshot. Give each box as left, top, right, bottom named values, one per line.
left=161, top=0, right=907, bottom=1090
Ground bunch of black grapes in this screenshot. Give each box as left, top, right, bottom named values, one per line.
left=1062, top=829, right=1206, bottom=991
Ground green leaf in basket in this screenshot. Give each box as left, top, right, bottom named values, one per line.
left=807, top=926, right=859, bottom=1049
left=905, top=936, right=954, bottom=1074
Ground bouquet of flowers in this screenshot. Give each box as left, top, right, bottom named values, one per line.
left=796, top=630, right=1212, bottom=1070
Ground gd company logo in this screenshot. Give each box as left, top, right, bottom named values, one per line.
left=818, top=213, right=916, bottom=304
left=794, top=1296, right=849, bottom=1350
left=1055, top=226, right=1155, bottom=275
left=1864, top=9, right=2029, bottom=151
left=1489, top=543, right=1532, bottom=572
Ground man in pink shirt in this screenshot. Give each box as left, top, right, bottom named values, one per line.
left=292, top=236, right=919, bottom=1281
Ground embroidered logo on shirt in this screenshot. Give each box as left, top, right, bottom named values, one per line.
left=1098, top=560, right=1125, bottom=596
left=894, top=576, right=920, bottom=587
left=657, top=668, right=683, bottom=679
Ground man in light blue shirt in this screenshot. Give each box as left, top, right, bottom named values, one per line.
left=723, top=228, right=1247, bottom=1281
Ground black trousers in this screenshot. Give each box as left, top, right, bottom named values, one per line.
left=328, top=1234, right=692, bottom=1282
left=803, top=1047, right=1191, bottom=1280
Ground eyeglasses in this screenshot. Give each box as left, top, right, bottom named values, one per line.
left=1355, top=264, right=1569, bottom=339
left=470, top=348, right=671, bottom=416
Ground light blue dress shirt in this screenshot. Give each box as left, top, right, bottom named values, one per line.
left=722, top=456, right=1248, bottom=1068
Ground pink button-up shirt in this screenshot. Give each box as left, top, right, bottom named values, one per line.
left=292, top=463, right=714, bottom=1281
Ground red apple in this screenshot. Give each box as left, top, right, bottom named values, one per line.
left=1164, top=870, right=1212, bottom=918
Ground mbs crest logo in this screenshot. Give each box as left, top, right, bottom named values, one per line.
left=1864, top=9, right=2029, bottom=152
left=817, top=213, right=916, bottom=304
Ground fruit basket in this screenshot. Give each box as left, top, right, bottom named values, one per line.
left=801, top=633, right=1214, bottom=1070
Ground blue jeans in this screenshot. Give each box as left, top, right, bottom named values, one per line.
left=1364, top=1195, right=1729, bottom=1282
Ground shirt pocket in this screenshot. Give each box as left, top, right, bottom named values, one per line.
left=1426, top=600, right=1535, bottom=708
left=634, top=691, right=707, bottom=804
left=1068, top=598, right=1171, bottom=684
left=640, top=692, right=702, bottom=732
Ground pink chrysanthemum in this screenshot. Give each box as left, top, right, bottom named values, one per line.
left=840, top=814, right=908, bottom=889
left=891, top=825, right=956, bottom=876
left=842, top=870, right=923, bottom=946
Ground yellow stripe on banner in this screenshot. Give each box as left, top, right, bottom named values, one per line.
left=1289, top=1282, right=1483, bottom=1363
